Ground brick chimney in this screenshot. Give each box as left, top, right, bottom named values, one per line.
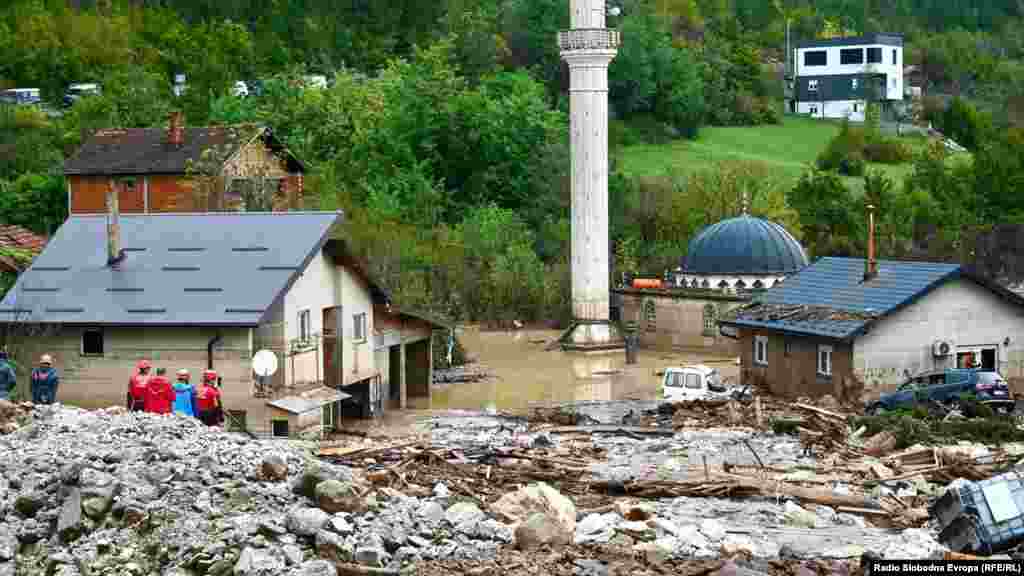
left=106, top=181, right=124, bottom=267
left=167, top=111, right=184, bottom=147
left=864, top=203, right=878, bottom=281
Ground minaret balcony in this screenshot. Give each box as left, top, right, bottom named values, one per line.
left=558, top=29, right=621, bottom=51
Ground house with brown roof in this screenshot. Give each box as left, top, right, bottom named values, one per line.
left=64, top=112, right=305, bottom=214
left=0, top=225, right=47, bottom=274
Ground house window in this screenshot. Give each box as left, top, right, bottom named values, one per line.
left=82, top=328, right=104, bottom=356
left=810, top=105, right=818, bottom=116
left=853, top=103, right=859, bottom=112
left=298, top=309, right=311, bottom=342
left=321, top=402, right=335, bottom=432
left=867, top=47, right=882, bottom=63
left=891, top=78, right=896, bottom=89
left=784, top=340, right=792, bottom=357
left=754, top=335, right=768, bottom=366
left=644, top=300, right=656, bottom=332
left=840, top=48, right=864, bottom=65
left=852, top=78, right=858, bottom=90
left=353, top=312, right=367, bottom=342
left=808, top=79, right=819, bottom=92
left=271, top=419, right=289, bottom=438
left=702, top=304, right=716, bottom=335
left=818, top=344, right=833, bottom=377
left=804, top=50, right=827, bottom=66
left=892, top=49, right=897, bottom=65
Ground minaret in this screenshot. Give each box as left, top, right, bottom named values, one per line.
left=559, top=0, right=624, bottom=351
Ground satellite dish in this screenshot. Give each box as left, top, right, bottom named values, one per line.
left=252, top=349, right=278, bottom=377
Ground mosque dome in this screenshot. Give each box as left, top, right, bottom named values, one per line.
left=683, top=215, right=808, bottom=276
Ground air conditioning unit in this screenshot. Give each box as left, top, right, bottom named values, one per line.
left=933, top=339, right=952, bottom=357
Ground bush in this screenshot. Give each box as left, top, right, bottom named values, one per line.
left=864, top=137, right=912, bottom=164
left=817, top=122, right=867, bottom=176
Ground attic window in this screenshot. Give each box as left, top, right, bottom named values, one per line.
left=33, top=266, right=71, bottom=271
left=107, top=288, right=144, bottom=293
left=126, top=308, right=166, bottom=314
left=232, top=247, right=269, bottom=252
left=46, top=307, right=84, bottom=313
left=162, top=266, right=200, bottom=271
left=167, top=247, right=205, bottom=252
left=184, top=288, right=223, bottom=293
left=22, top=287, right=59, bottom=292
left=82, top=328, right=103, bottom=356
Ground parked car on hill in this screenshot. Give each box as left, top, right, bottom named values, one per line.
left=0, top=88, right=41, bottom=106
left=63, top=83, right=100, bottom=107
left=866, top=368, right=1014, bottom=415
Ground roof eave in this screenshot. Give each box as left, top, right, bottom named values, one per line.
left=718, top=318, right=859, bottom=342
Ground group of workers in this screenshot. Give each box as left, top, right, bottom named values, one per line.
left=0, top=352, right=60, bottom=404
left=127, top=360, right=224, bottom=426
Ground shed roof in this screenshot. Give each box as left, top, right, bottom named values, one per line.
left=0, top=225, right=47, bottom=272
left=64, top=124, right=303, bottom=176
left=719, top=257, right=1024, bottom=340
left=797, top=33, right=903, bottom=49
left=0, top=211, right=341, bottom=326
left=266, top=387, right=352, bottom=414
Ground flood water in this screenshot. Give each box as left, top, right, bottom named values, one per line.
left=429, top=326, right=741, bottom=413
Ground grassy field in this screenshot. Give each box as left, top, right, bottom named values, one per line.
left=615, top=116, right=919, bottom=193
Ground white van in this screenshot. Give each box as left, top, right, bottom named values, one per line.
left=0, top=88, right=41, bottom=106
left=662, top=365, right=728, bottom=402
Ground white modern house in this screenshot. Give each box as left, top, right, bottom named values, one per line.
left=793, top=34, right=904, bottom=121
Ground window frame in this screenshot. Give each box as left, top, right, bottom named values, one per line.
left=818, top=344, right=833, bottom=377
left=803, top=50, right=827, bottom=67
left=298, top=309, right=311, bottom=342
left=81, top=327, right=104, bottom=357
left=684, top=373, right=702, bottom=389
left=867, top=47, right=882, bottom=64
left=754, top=335, right=768, bottom=366
left=892, top=49, right=897, bottom=65
left=702, top=304, right=716, bottom=336
left=644, top=300, right=656, bottom=333
left=840, top=48, right=864, bottom=65
left=353, top=312, right=367, bottom=343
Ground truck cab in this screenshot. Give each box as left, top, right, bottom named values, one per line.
left=662, top=365, right=727, bottom=402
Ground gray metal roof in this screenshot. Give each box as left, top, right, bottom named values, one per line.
left=721, top=257, right=967, bottom=339
left=797, top=34, right=903, bottom=49
left=0, top=212, right=342, bottom=326
left=683, top=216, right=809, bottom=275
left=267, top=387, right=352, bottom=414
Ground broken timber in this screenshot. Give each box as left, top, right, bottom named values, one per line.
left=547, top=425, right=675, bottom=437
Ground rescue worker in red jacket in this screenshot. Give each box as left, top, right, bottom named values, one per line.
left=144, top=367, right=176, bottom=414
left=195, top=369, right=224, bottom=426
left=127, top=360, right=151, bottom=411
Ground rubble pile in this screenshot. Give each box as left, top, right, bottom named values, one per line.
left=0, top=399, right=33, bottom=435
left=0, top=405, right=531, bottom=576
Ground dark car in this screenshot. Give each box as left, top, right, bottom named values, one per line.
left=866, top=368, right=1014, bottom=415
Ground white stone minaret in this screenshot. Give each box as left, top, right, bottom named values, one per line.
left=559, top=0, right=624, bottom=350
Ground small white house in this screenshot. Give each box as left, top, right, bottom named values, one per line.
left=793, top=33, right=904, bottom=121
left=0, top=209, right=442, bottom=435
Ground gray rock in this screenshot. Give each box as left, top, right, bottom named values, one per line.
left=433, top=483, right=450, bottom=499
left=282, top=544, right=303, bottom=566
left=574, top=559, right=609, bottom=576
left=698, top=518, right=727, bottom=541
left=232, top=515, right=261, bottom=537
left=783, top=501, right=817, bottom=528
left=354, top=546, right=389, bottom=568
left=0, top=528, right=16, bottom=561
left=82, top=496, right=112, bottom=520
left=315, top=480, right=363, bottom=514
left=577, top=513, right=614, bottom=535
left=328, top=516, right=353, bottom=535
left=259, top=518, right=288, bottom=537
left=444, top=502, right=484, bottom=527
left=417, top=501, right=444, bottom=526
left=0, top=563, right=13, bottom=576
left=262, top=455, right=288, bottom=482
left=287, top=507, right=330, bottom=538
left=288, top=560, right=337, bottom=576
left=315, top=530, right=350, bottom=565
left=57, top=487, right=82, bottom=543
left=633, top=536, right=679, bottom=565
left=475, top=519, right=514, bottom=543
left=393, top=546, right=421, bottom=565
left=407, top=535, right=432, bottom=548
left=515, top=512, right=570, bottom=550
left=16, top=519, right=44, bottom=544
left=233, top=546, right=285, bottom=576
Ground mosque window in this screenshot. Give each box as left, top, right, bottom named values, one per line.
left=735, top=279, right=747, bottom=289
left=701, top=278, right=710, bottom=289
left=644, top=300, right=656, bottom=332
left=703, top=304, right=716, bottom=336
left=718, top=280, right=730, bottom=289
left=752, top=279, right=764, bottom=289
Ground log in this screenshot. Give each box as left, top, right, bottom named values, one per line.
left=769, top=483, right=881, bottom=510
left=317, top=440, right=422, bottom=458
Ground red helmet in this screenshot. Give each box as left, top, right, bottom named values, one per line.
left=202, top=369, right=218, bottom=383
left=137, top=360, right=152, bottom=371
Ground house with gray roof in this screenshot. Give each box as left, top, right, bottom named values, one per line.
left=0, top=208, right=442, bottom=435
left=719, top=255, right=1024, bottom=400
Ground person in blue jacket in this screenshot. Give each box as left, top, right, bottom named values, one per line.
left=31, top=354, right=58, bottom=404
left=172, top=368, right=197, bottom=417
left=0, top=351, right=17, bottom=401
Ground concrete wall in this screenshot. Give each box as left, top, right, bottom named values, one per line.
left=854, top=278, right=1024, bottom=394
left=620, top=292, right=744, bottom=354
left=797, top=99, right=866, bottom=121
left=795, top=44, right=902, bottom=99
left=338, top=265, right=375, bottom=386
left=15, top=325, right=260, bottom=416
left=283, top=250, right=335, bottom=387
left=739, top=329, right=853, bottom=398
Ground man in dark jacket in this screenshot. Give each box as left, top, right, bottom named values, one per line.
left=0, top=351, right=16, bottom=401
left=30, top=354, right=58, bottom=404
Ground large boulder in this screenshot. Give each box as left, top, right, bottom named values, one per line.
left=315, top=480, right=364, bottom=514
left=315, top=530, right=351, bottom=565
left=515, top=512, right=570, bottom=550
left=444, top=501, right=485, bottom=532
left=287, top=508, right=330, bottom=538
left=292, top=463, right=353, bottom=500
left=493, top=482, right=576, bottom=540
left=0, top=527, right=17, bottom=561
left=13, top=493, right=45, bottom=517
left=233, top=547, right=285, bottom=576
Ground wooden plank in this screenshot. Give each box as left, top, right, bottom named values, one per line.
left=317, top=439, right=421, bottom=458
left=791, top=403, right=847, bottom=421
left=835, top=506, right=892, bottom=517
left=547, top=425, right=675, bottom=437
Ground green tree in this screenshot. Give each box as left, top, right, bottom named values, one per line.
left=787, top=169, right=859, bottom=258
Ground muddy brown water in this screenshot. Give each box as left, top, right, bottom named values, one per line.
left=430, top=327, right=741, bottom=413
